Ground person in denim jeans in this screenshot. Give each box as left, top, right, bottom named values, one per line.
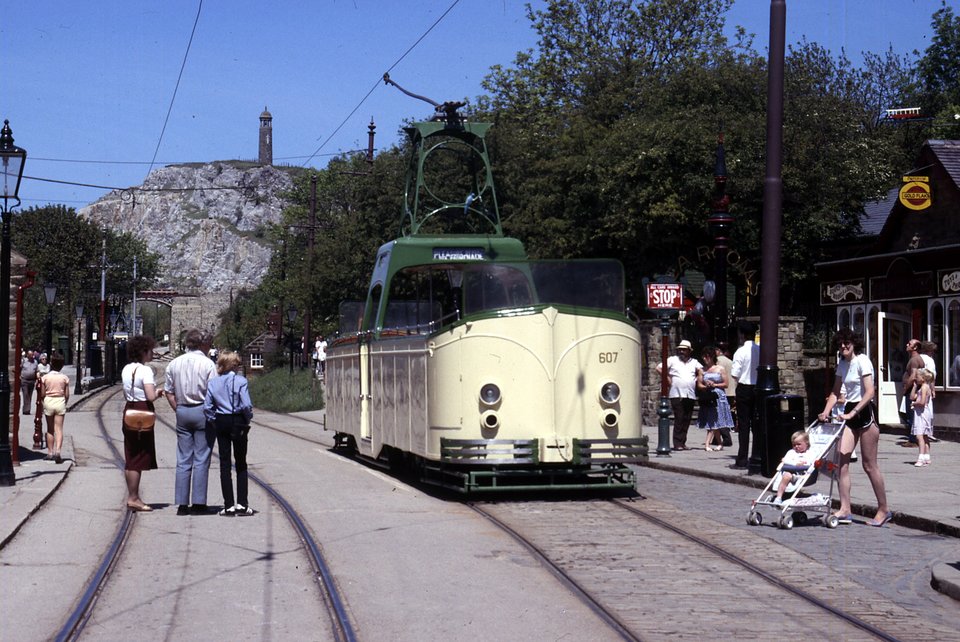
left=164, top=329, right=216, bottom=516
left=203, top=351, right=254, bottom=516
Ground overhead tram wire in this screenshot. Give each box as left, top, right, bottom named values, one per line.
left=146, top=0, right=203, bottom=176
left=24, top=1, right=462, bottom=201
left=301, top=0, right=463, bottom=168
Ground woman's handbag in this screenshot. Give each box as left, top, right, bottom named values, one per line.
left=697, top=390, right=718, bottom=407
left=124, top=408, right=156, bottom=431
left=123, top=364, right=156, bottom=431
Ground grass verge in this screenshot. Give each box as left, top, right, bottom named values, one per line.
left=249, top=367, right=324, bottom=413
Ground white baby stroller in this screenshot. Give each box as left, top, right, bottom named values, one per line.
left=747, top=420, right=844, bottom=529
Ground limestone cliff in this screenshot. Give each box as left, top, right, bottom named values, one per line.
left=79, top=161, right=300, bottom=322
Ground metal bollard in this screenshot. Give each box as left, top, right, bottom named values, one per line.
left=656, top=396, right=672, bottom=456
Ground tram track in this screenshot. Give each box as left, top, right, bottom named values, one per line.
left=53, top=388, right=356, bottom=642
left=467, top=495, right=956, bottom=641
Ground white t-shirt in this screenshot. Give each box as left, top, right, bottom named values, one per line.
left=122, top=362, right=156, bottom=402
left=836, top=353, right=874, bottom=403
left=731, top=341, right=760, bottom=385
left=664, top=356, right=703, bottom=399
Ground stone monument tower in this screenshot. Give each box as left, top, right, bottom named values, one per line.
left=259, top=107, right=273, bottom=166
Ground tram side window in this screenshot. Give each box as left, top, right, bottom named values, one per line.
left=383, top=268, right=446, bottom=334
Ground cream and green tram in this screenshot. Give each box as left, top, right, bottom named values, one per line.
left=325, top=108, right=645, bottom=492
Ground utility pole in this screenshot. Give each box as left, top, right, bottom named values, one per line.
left=132, top=255, right=138, bottom=336
left=100, top=231, right=107, bottom=339
left=303, top=174, right=317, bottom=368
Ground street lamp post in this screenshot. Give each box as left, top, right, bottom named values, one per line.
left=707, top=134, right=732, bottom=344
left=74, top=303, right=84, bottom=396
left=0, top=119, right=27, bottom=486
left=43, top=283, right=57, bottom=356
left=287, top=304, right=298, bottom=375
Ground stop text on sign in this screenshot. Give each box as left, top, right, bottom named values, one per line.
left=647, top=283, right=683, bottom=310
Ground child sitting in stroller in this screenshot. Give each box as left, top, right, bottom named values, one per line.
left=773, top=430, right=812, bottom=505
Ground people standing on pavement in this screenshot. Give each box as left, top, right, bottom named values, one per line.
left=203, top=351, right=255, bottom=516
left=656, top=339, right=703, bottom=451
left=730, top=321, right=759, bottom=469
left=911, top=368, right=935, bottom=466
left=37, top=353, right=51, bottom=378
left=817, top=328, right=892, bottom=527
left=715, top=343, right=735, bottom=447
left=121, top=335, right=163, bottom=512
left=919, top=341, right=939, bottom=442
left=39, top=354, right=70, bottom=463
left=696, top=346, right=734, bottom=451
left=164, top=329, right=217, bottom=516
left=317, top=335, right=327, bottom=377
left=20, top=349, right=38, bottom=414
left=900, top=339, right=924, bottom=441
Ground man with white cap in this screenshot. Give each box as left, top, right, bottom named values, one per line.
left=656, top=339, right=703, bottom=450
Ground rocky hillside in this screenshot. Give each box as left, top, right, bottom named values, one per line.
left=79, top=161, right=300, bottom=310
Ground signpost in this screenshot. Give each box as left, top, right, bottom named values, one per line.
left=647, top=283, right=683, bottom=457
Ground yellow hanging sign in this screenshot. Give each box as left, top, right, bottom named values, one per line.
left=899, top=181, right=931, bottom=211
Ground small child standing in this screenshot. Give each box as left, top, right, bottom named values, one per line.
left=774, top=430, right=812, bottom=504
left=911, top=368, right=934, bottom=466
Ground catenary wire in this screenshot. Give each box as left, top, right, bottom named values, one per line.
left=301, top=0, right=463, bottom=168
left=147, top=0, right=203, bottom=176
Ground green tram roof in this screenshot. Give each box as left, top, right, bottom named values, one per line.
left=370, top=235, right=528, bottom=289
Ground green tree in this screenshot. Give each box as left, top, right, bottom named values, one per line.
left=915, top=2, right=960, bottom=121
left=11, top=204, right=161, bottom=349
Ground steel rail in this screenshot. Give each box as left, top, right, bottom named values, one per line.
left=467, top=502, right=642, bottom=642
left=56, top=388, right=135, bottom=642
left=610, top=498, right=903, bottom=642
left=250, top=471, right=357, bottom=642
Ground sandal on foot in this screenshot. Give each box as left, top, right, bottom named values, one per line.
left=867, top=512, right=893, bottom=527
left=127, top=502, right=153, bottom=512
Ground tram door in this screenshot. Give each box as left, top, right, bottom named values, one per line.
left=876, top=312, right=912, bottom=424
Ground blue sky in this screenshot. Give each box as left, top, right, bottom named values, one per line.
left=1, top=0, right=953, bottom=209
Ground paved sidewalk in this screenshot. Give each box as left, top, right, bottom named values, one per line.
left=639, top=424, right=960, bottom=601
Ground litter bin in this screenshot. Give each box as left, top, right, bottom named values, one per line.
left=761, top=394, right=804, bottom=478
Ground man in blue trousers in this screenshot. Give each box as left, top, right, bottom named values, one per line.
left=165, top=329, right=216, bottom=515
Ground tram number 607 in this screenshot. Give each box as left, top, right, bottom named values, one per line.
left=599, top=351, right=618, bottom=363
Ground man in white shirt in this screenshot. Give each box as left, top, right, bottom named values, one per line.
left=656, top=339, right=703, bottom=450
left=165, top=329, right=217, bottom=515
left=730, top=321, right=759, bottom=469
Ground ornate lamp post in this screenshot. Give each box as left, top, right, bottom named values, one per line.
left=287, top=304, right=298, bottom=375
left=43, top=283, right=57, bottom=356
left=0, top=119, right=27, bottom=486
left=707, top=134, right=732, bottom=344
left=74, top=303, right=84, bottom=396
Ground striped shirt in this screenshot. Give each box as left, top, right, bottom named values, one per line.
left=164, top=350, right=216, bottom=405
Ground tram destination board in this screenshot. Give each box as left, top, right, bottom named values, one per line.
left=646, top=283, right=683, bottom=310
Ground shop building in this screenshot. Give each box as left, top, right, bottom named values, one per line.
left=816, top=139, right=960, bottom=436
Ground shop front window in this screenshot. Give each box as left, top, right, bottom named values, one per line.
left=948, top=298, right=960, bottom=389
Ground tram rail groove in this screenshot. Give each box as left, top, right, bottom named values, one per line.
left=467, top=502, right=641, bottom=642
left=470, top=496, right=920, bottom=641
left=609, top=498, right=903, bottom=642
left=55, top=389, right=355, bottom=642
left=57, top=387, right=134, bottom=642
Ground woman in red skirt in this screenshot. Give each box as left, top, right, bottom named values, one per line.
left=121, top=335, right=164, bottom=512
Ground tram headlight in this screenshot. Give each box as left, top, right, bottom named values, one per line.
left=481, top=410, right=500, bottom=430
left=479, top=383, right=501, bottom=406
left=600, top=408, right=620, bottom=428
left=600, top=381, right=621, bottom=404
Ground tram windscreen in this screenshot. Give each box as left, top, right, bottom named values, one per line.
left=462, top=260, right=624, bottom=315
